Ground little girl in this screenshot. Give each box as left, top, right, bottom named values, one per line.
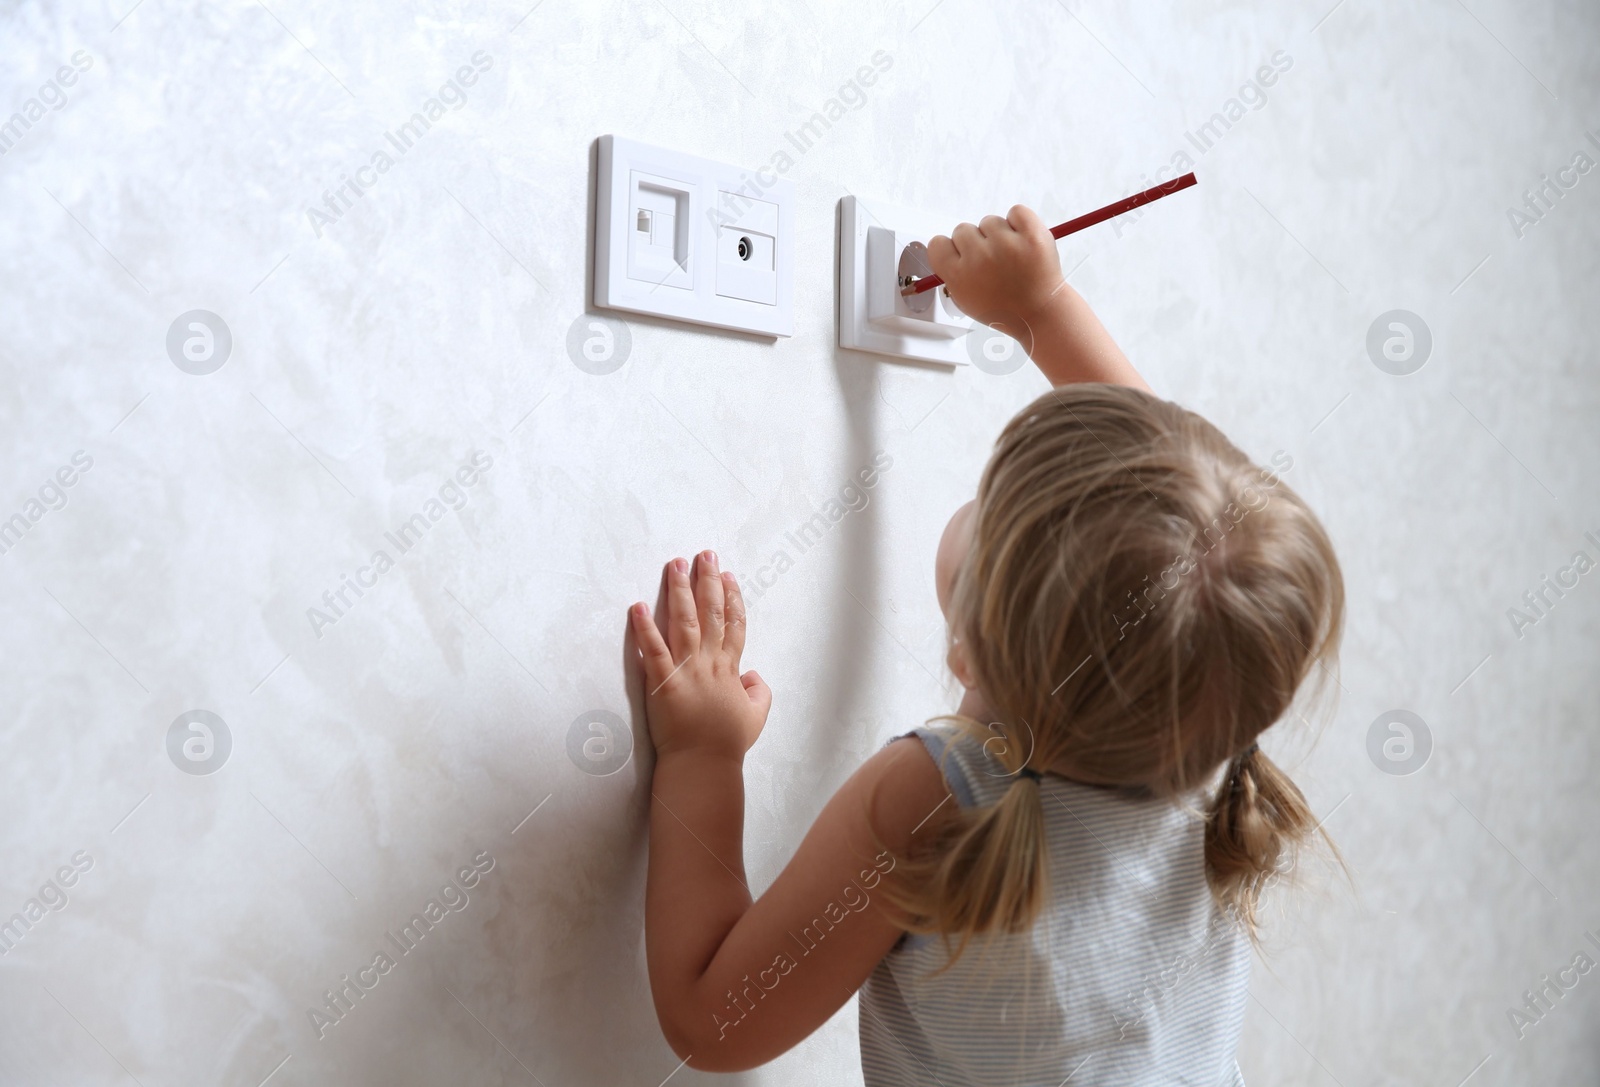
left=626, top=206, right=1344, bottom=1084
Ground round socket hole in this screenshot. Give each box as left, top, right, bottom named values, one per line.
left=737, top=236, right=752, bottom=261
left=899, top=241, right=935, bottom=314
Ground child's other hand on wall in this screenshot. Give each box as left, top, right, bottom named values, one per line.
left=631, top=551, right=771, bottom=762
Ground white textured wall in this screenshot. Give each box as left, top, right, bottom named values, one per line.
left=2, top=0, right=1598, bottom=1083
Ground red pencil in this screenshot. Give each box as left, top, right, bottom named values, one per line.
left=902, top=172, right=1198, bottom=296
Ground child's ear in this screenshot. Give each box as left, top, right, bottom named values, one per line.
left=946, top=638, right=979, bottom=690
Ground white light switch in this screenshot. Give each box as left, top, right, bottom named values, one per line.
left=594, top=136, right=793, bottom=337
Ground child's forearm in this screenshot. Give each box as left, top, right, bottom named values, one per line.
left=1026, top=285, right=1151, bottom=392
left=646, top=748, right=752, bottom=1048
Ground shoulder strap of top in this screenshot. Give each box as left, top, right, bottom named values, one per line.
left=904, top=724, right=979, bottom=809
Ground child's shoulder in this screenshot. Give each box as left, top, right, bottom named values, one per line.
left=890, top=721, right=985, bottom=808
left=856, top=726, right=964, bottom=849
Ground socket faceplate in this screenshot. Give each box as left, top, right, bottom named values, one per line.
left=595, top=136, right=793, bottom=337
left=838, top=195, right=974, bottom=365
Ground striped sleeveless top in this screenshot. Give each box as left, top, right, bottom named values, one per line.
left=858, top=725, right=1251, bottom=1086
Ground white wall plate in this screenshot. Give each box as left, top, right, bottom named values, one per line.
left=837, top=195, right=975, bottom=366
left=595, top=135, right=794, bottom=337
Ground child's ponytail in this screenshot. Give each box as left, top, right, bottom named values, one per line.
left=880, top=729, right=1050, bottom=969
left=1204, top=744, right=1329, bottom=935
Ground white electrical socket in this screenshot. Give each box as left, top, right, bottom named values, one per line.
left=595, top=135, right=793, bottom=337
left=838, top=195, right=976, bottom=365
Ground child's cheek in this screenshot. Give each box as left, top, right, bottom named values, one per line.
left=935, top=500, right=977, bottom=617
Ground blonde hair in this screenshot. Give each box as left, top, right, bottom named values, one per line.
left=883, top=384, right=1345, bottom=963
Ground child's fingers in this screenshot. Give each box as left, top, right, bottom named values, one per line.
left=630, top=602, right=675, bottom=691
left=663, top=557, right=699, bottom=659
left=978, top=214, right=1010, bottom=239
left=950, top=221, right=981, bottom=257
left=723, top=570, right=747, bottom=660
left=1006, top=204, right=1048, bottom=239
left=692, top=550, right=724, bottom=651
left=926, top=234, right=959, bottom=277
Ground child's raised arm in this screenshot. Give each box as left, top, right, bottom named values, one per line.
left=628, top=553, right=949, bottom=1072
left=926, top=205, right=1152, bottom=392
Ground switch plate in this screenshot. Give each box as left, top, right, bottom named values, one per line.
left=595, top=135, right=793, bottom=337
left=838, top=195, right=975, bottom=364
left=837, top=195, right=976, bottom=365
